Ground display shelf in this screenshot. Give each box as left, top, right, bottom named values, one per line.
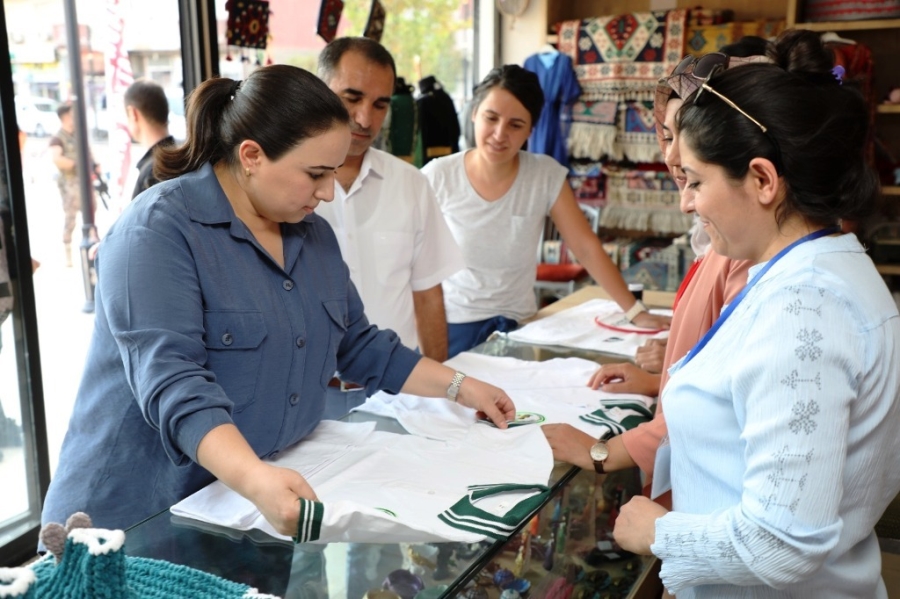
left=877, top=103, right=900, bottom=114
left=793, top=18, right=900, bottom=32
left=884, top=186, right=900, bottom=196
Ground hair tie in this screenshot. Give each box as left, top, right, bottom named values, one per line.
left=832, top=65, right=845, bottom=85
left=229, top=79, right=242, bottom=99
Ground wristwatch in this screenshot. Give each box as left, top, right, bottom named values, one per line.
left=446, top=371, right=467, bottom=403
left=590, top=439, right=610, bottom=474
left=624, top=300, right=648, bottom=323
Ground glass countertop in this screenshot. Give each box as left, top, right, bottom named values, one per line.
left=124, top=336, right=650, bottom=597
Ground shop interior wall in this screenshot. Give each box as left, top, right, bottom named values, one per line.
left=501, top=0, right=796, bottom=65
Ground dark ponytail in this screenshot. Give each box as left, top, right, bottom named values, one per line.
left=678, top=29, right=878, bottom=226
left=155, top=65, right=350, bottom=181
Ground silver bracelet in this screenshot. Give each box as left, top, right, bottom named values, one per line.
left=624, top=300, right=648, bottom=323
left=446, top=371, right=467, bottom=402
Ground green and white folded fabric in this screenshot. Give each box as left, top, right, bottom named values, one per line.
left=294, top=483, right=550, bottom=544
left=173, top=420, right=553, bottom=544
left=579, top=400, right=654, bottom=435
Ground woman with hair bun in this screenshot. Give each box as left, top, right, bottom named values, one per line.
left=41, top=65, right=515, bottom=540
left=422, top=65, right=671, bottom=358
left=612, top=30, right=900, bottom=598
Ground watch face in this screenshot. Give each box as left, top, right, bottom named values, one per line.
left=590, top=442, right=609, bottom=462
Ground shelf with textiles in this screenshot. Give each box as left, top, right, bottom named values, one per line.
left=877, top=103, right=900, bottom=113
left=792, top=18, right=900, bottom=32
left=884, top=186, right=900, bottom=196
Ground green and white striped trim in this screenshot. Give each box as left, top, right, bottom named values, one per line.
left=438, top=483, right=550, bottom=540
left=294, top=498, right=324, bottom=543
left=579, top=401, right=654, bottom=434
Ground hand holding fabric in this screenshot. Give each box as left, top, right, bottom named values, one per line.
left=587, top=362, right=661, bottom=396
left=456, top=375, right=516, bottom=429
left=541, top=423, right=595, bottom=470
left=244, top=462, right=318, bottom=537
left=632, top=311, right=671, bottom=332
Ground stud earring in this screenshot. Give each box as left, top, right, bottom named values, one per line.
left=245, top=167, right=251, bottom=177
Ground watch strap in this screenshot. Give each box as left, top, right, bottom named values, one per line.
left=624, top=300, right=648, bottom=323
left=592, top=432, right=614, bottom=474
left=447, top=371, right=467, bottom=402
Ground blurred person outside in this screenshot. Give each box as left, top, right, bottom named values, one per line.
left=48, top=103, right=97, bottom=267
left=124, top=79, right=175, bottom=199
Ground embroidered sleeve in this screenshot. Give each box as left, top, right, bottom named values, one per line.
left=651, top=283, right=861, bottom=592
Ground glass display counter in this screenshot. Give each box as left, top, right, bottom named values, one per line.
left=125, top=335, right=660, bottom=598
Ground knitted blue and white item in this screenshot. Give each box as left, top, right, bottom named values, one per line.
left=0, top=520, right=279, bottom=598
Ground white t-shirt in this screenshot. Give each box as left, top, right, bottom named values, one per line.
left=316, top=148, right=464, bottom=349
left=422, top=150, right=568, bottom=323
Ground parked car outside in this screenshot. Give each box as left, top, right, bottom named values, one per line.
left=15, top=96, right=60, bottom=137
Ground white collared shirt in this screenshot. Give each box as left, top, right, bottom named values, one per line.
left=317, top=148, right=464, bottom=349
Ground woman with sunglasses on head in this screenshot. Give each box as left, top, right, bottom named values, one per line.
left=422, top=65, right=671, bottom=358
left=612, top=29, right=900, bottom=598
left=544, top=38, right=765, bottom=501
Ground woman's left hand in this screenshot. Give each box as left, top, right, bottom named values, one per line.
left=456, top=376, right=517, bottom=428
left=632, top=311, right=671, bottom=331
left=613, top=495, right=669, bottom=555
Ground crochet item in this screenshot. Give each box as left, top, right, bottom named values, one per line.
left=0, top=513, right=278, bottom=598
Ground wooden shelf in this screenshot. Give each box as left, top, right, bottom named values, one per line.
left=794, top=18, right=900, bottom=31
left=876, top=263, right=900, bottom=276
left=877, top=104, right=900, bottom=114
left=884, top=186, right=900, bottom=196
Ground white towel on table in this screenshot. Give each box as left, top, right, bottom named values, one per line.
left=507, top=298, right=669, bottom=357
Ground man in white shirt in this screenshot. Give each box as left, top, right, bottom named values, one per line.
left=316, top=37, right=464, bottom=419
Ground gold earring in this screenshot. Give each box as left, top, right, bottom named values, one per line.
left=245, top=167, right=250, bottom=177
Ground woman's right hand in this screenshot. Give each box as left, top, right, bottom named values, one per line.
left=587, top=363, right=661, bottom=397
left=634, top=338, right=667, bottom=373
left=542, top=423, right=595, bottom=470
left=244, top=462, right=318, bottom=538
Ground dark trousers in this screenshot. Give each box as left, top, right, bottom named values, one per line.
left=447, top=316, right=518, bottom=358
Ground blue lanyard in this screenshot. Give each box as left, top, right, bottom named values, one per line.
left=680, top=227, right=840, bottom=367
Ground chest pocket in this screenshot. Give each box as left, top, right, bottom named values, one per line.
left=320, top=299, right=349, bottom=388
left=203, top=310, right=267, bottom=412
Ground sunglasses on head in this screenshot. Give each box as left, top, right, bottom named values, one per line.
left=669, top=53, right=784, bottom=173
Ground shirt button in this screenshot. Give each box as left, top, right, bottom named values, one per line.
left=296, top=337, right=306, bottom=348
left=289, top=393, right=300, bottom=406
left=221, top=333, right=233, bottom=346
left=283, top=280, right=294, bottom=291
left=343, top=317, right=350, bottom=327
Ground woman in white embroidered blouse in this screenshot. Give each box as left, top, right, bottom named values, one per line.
left=611, top=29, right=900, bottom=599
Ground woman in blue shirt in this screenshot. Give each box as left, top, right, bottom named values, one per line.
left=612, top=30, right=900, bottom=598
left=41, top=65, right=515, bottom=539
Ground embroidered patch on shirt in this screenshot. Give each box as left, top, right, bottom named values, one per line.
left=795, top=329, right=824, bottom=361
left=788, top=399, right=820, bottom=434
left=781, top=370, right=822, bottom=390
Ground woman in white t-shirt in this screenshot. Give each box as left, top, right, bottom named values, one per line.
left=422, top=65, right=670, bottom=357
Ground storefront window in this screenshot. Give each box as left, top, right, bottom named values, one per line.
left=1, top=0, right=185, bottom=562
left=215, top=0, right=476, bottom=136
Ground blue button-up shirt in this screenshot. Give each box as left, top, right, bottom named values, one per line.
left=42, top=163, right=421, bottom=531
